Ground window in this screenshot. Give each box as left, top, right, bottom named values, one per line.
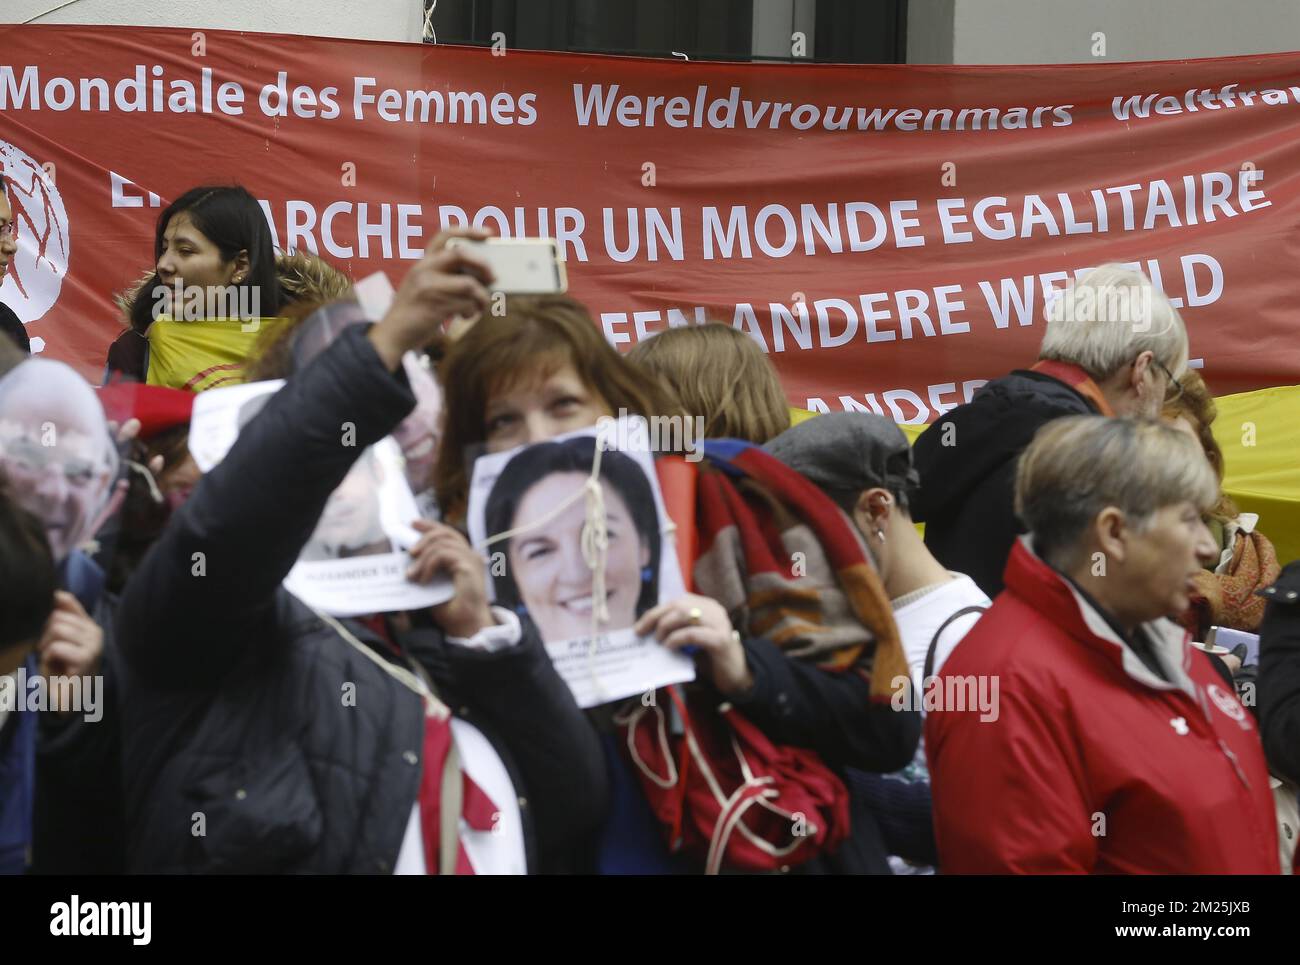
left=425, top=0, right=906, bottom=64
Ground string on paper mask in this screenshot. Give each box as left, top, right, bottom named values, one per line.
left=477, top=440, right=612, bottom=702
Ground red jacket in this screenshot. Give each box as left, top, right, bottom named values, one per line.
left=925, top=537, right=1279, bottom=874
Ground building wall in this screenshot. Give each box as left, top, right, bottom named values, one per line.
left=944, top=0, right=1300, bottom=64
left=751, top=0, right=817, bottom=61
left=0, top=0, right=424, bottom=43
left=6, top=0, right=1296, bottom=66
left=906, top=0, right=956, bottom=64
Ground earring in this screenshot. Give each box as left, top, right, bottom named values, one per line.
left=876, top=529, right=886, bottom=543
left=641, top=566, right=654, bottom=582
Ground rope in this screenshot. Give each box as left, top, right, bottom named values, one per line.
left=313, top=607, right=449, bottom=722
left=705, top=782, right=775, bottom=876
left=125, top=459, right=164, bottom=505
left=476, top=439, right=614, bottom=701
left=612, top=701, right=679, bottom=790
left=21, top=0, right=87, bottom=24
left=423, top=0, right=438, bottom=44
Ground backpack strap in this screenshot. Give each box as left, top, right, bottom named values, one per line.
left=923, top=605, right=989, bottom=682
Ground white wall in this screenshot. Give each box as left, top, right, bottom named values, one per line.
left=907, top=0, right=955, bottom=64
left=0, top=0, right=424, bottom=43
left=943, top=0, right=1300, bottom=64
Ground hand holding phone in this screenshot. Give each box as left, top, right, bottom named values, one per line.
left=445, top=237, right=567, bottom=294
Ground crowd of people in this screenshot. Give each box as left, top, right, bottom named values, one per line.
left=0, top=180, right=1297, bottom=875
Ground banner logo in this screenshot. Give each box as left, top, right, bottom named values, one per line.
left=0, top=138, right=70, bottom=328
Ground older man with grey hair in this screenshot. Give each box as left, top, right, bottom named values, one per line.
left=912, top=264, right=1189, bottom=596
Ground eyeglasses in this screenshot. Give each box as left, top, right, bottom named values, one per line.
left=1155, top=360, right=1184, bottom=403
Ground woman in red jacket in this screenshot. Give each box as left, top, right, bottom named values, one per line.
left=926, top=415, right=1279, bottom=874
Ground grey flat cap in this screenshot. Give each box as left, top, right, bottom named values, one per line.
left=763, top=412, right=920, bottom=501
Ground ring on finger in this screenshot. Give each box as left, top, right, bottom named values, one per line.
left=688, top=606, right=703, bottom=627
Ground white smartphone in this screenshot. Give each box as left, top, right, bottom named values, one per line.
left=445, top=237, right=568, bottom=294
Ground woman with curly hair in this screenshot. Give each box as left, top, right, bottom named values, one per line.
left=1163, top=370, right=1281, bottom=639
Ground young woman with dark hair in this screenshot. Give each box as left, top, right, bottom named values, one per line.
left=105, top=185, right=284, bottom=385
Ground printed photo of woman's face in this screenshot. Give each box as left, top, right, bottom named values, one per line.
left=507, top=470, right=651, bottom=642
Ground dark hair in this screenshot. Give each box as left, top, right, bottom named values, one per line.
left=127, top=185, right=282, bottom=332
left=824, top=472, right=917, bottom=519
left=484, top=436, right=661, bottom=620
left=0, top=480, right=57, bottom=649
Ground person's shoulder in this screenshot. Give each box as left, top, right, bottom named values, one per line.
left=915, top=371, right=1074, bottom=460
left=928, top=576, right=993, bottom=646
left=938, top=590, right=1068, bottom=680
left=1261, top=561, right=1300, bottom=605
left=106, top=327, right=148, bottom=374
left=940, top=573, right=994, bottom=609
left=0, top=301, right=30, bottom=353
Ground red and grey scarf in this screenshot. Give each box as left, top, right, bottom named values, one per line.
left=676, top=440, right=908, bottom=698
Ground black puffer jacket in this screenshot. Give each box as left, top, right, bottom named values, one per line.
left=911, top=370, right=1098, bottom=597
left=1257, top=561, right=1300, bottom=784
left=115, top=326, right=607, bottom=873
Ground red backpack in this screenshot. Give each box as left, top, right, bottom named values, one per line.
left=615, top=686, right=850, bottom=874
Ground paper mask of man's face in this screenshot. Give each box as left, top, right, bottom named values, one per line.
left=0, top=360, right=117, bottom=561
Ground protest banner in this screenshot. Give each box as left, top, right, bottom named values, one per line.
left=2, top=25, right=1299, bottom=413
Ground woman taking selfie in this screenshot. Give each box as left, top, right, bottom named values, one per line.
left=113, top=231, right=606, bottom=874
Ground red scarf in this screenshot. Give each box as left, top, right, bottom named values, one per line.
left=1030, top=359, right=1115, bottom=416
left=361, top=613, right=499, bottom=875
left=418, top=710, right=500, bottom=875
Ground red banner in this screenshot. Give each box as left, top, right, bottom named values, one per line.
left=3, top=25, right=1299, bottom=419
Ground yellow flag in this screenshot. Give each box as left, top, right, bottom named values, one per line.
left=1214, top=384, right=1300, bottom=565
left=147, top=317, right=289, bottom=392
